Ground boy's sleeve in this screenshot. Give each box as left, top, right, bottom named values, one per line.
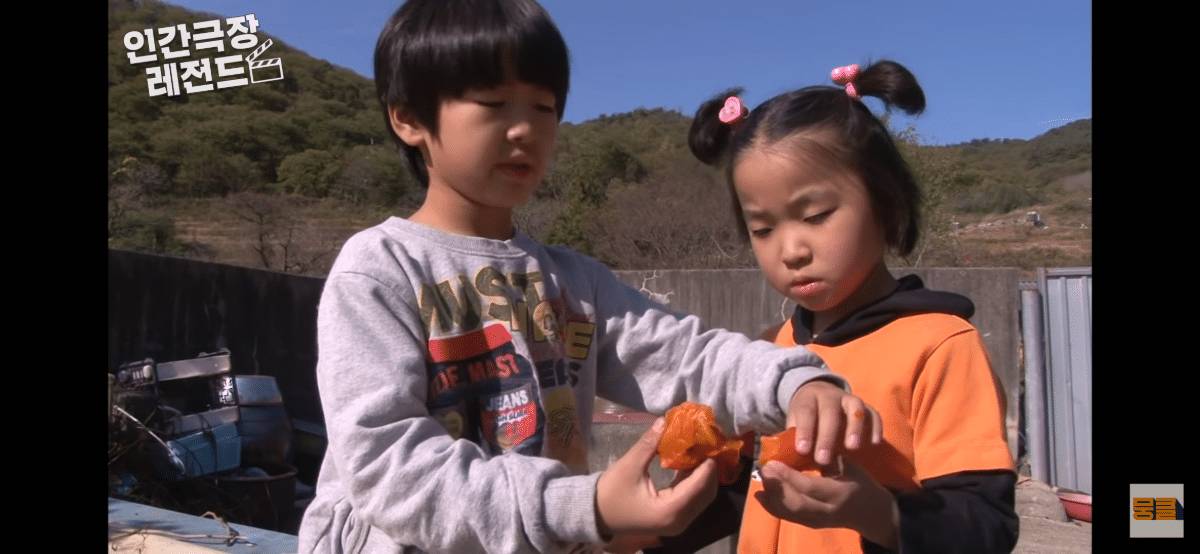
left=316, top=271, right=603, bottom=552
left=586, top=260, right=845, bottom=435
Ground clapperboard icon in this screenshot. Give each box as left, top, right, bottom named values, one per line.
left=246, top=38, right=284, bottom=84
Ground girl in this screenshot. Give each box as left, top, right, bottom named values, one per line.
left=686, top=61, right=1019, bottom=553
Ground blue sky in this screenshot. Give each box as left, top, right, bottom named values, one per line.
left=159, top=0, right=1091, bottom=145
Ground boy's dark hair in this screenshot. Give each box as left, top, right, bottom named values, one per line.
left=688, top=60, right=926, bottom=256
left=374, top=0, right=571, bottom=186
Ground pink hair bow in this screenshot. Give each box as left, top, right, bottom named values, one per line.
left=718, top=96, right=749, bottom=124
left=830, top=64, right=861, bottom=98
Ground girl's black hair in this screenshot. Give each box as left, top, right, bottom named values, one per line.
left=688, top=60, right=926, bottom=256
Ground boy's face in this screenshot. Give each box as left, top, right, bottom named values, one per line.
left=395, top=80, right=559, bottom=209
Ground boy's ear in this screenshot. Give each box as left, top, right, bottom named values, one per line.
left=388, top=106, right=428, bottom=148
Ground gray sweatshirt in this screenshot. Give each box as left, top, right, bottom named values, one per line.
left=297, top=217, right=841, bottom=553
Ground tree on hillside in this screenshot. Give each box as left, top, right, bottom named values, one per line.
left=225, top=192, right=337, bottom=275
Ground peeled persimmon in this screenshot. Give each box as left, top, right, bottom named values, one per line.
left=656, top=402, right=744, bottom=485
left=757, top=427, right=819, bottom=470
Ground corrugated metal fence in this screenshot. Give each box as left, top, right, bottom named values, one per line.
left=1037, top=267, right=1092, bottom=493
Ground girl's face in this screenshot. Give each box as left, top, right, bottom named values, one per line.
left=732, top=140, right=890, bottom=326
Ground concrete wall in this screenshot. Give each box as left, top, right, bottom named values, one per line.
left=109, top=249, right=326, bottom=423
left=109, top=251, right=1022, bottom=459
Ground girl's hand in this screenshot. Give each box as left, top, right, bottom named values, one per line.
left=754, top=461, right=899, bottom=549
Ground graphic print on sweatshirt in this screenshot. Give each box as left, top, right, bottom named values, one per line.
left=417, top=265, right=597, bottom=468
left=426, top=323, right=544, bottom=456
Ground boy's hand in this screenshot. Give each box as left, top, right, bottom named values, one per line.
left=595, top=418, right=719, bottom=539
left=755, top=461, right=899, bottom=549
left=786, top=380, right=883, bottom=465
